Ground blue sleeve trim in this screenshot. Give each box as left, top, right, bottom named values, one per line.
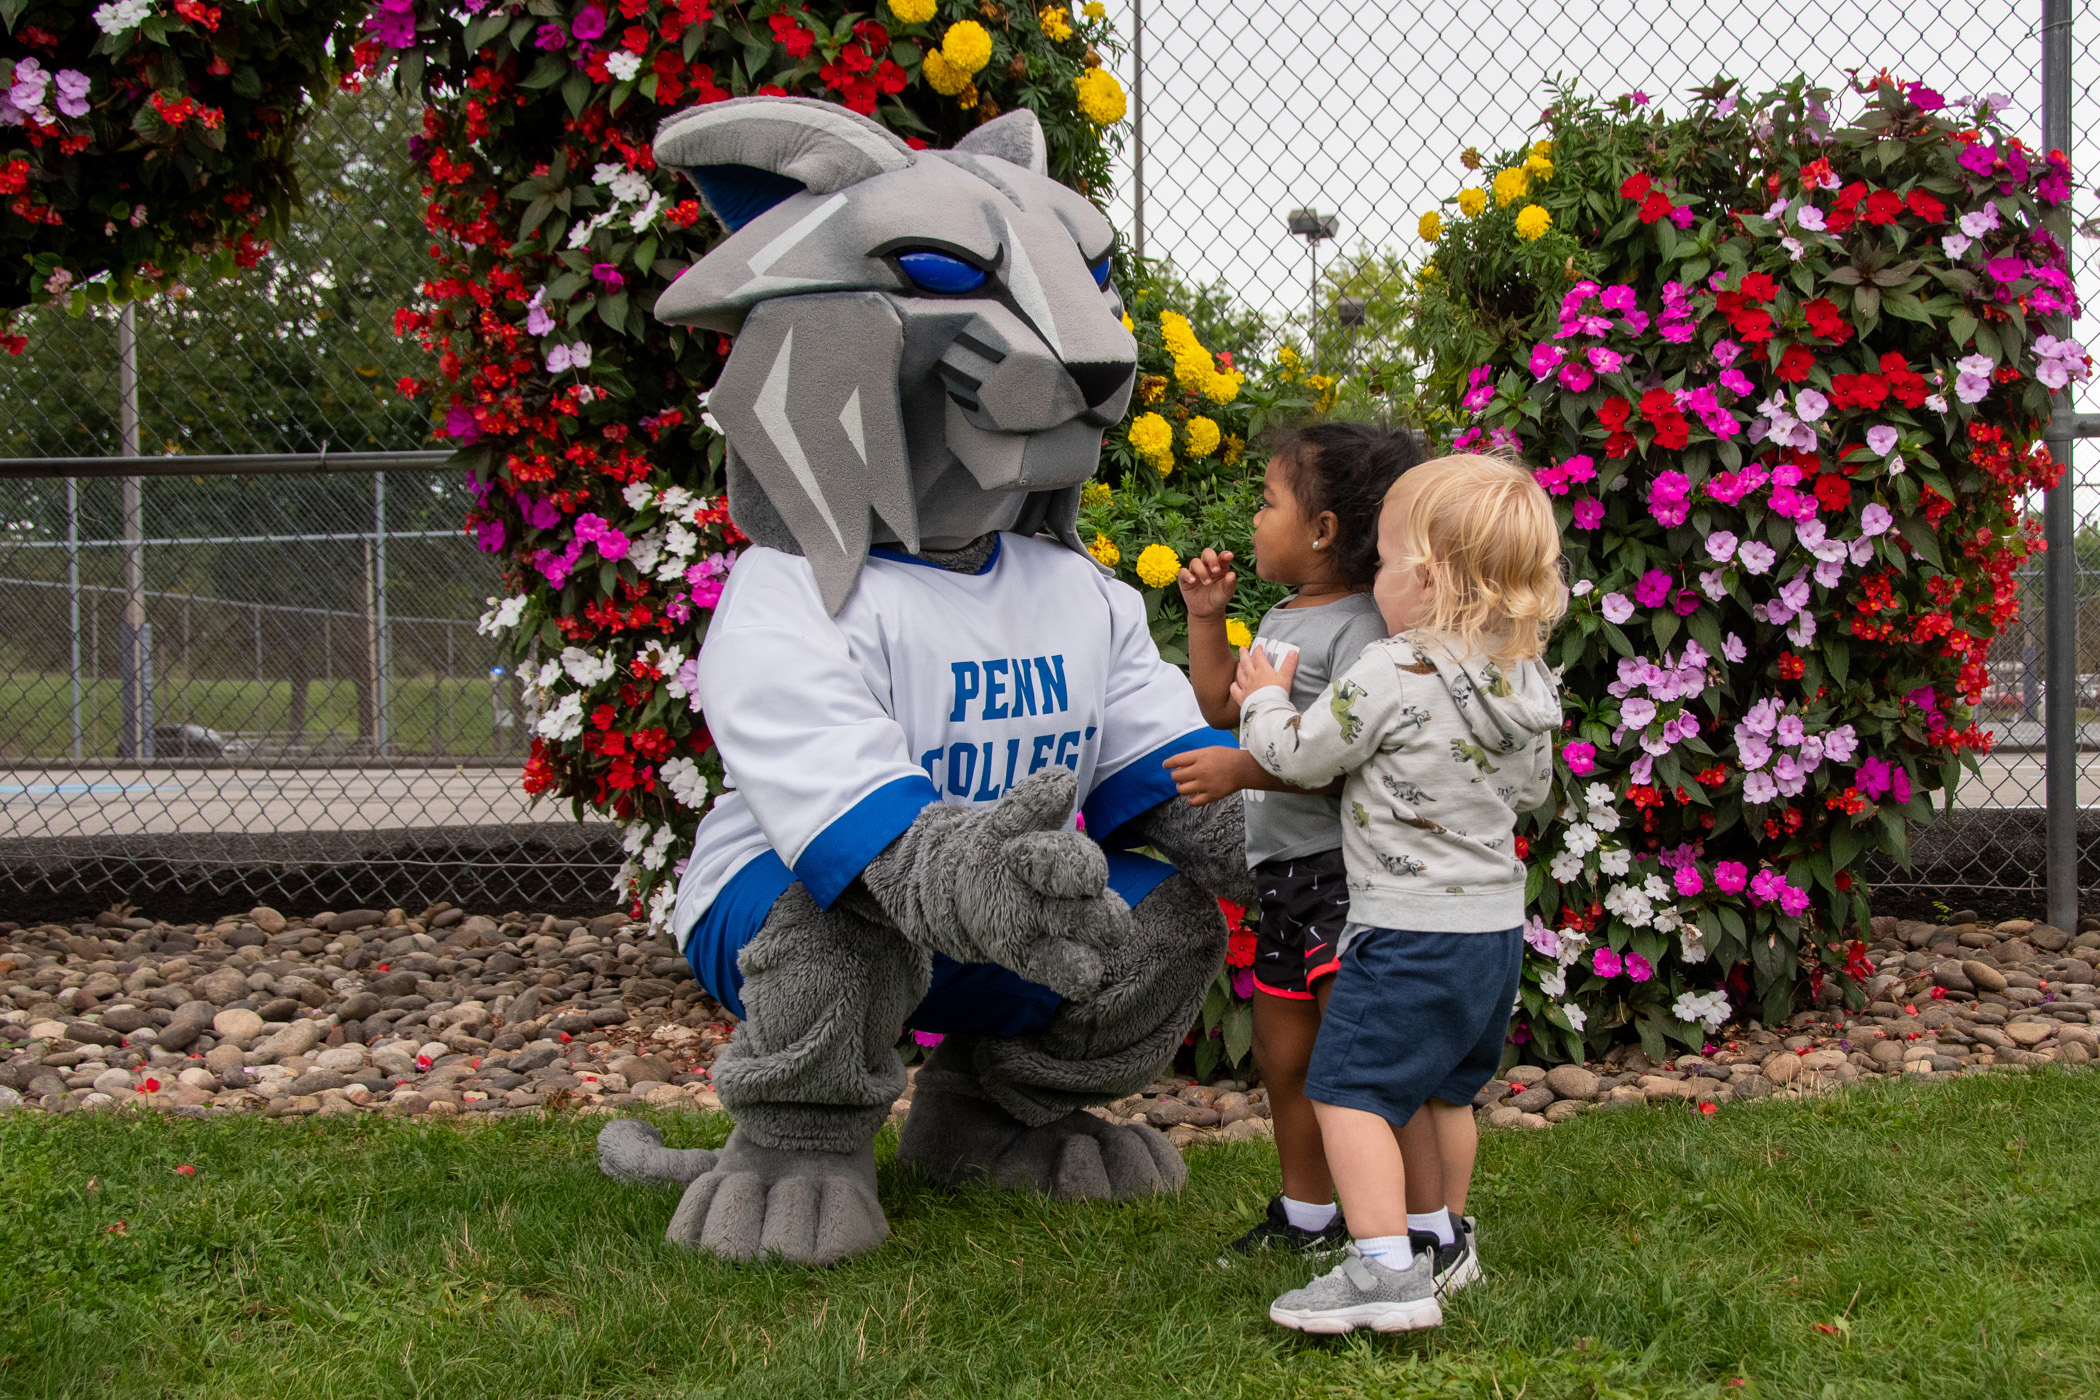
left=684, top=851, right=795, bottom=1021
left=793, top=774, right=943, bottom=909
left=1082, top=727, right=1238, bottom=846
left=869, top=532, right=1003, bottom=575
left=1105, top=848, right=1179, bottom=909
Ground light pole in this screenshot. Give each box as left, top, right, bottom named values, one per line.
left=1286, top=207, right=1338, bottom=368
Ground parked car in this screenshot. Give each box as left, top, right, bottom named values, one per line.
left=150, top=724, right=252, bottom=758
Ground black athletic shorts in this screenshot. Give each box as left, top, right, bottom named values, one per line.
left=1249, top=847, right=1349, bottom=999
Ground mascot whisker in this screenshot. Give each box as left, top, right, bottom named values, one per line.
left=595, top=96, right=1253, bottom=1266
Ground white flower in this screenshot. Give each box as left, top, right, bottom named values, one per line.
left=92, top=0, right=153, bottom=34
left=1549, top=849, right=1585, bottom=883
left=1584, top=781, right=1614, bottom=808
left=1538, top=965, right=1567, bottom=998
left=661, top=755, right=712, bottom=809
left=1597, top=845, right=1632, bottom=876
left=1562, top=822, right=1599, bottom=856
left=536, top=692, right=585, bottom=742
left=1924, top=393, right=1948, bottom=413
left=477, top=594, right=529, bottom=636
left=604, top=50, right=644, bottom=82
left=1641, top=872, right=1670, bottom=900
left=628, top=528, right=666, bottom=576
left=621, top=481, right=658, bottom=511
left=646, top=882, right=679, bottom=937
left=531, top=658, right=566, bottom=692
left=567, top=210, right=614, bottom=249
left=1571, top=578, right=1595, bottom=597
left=631, top=192, right=667, bottom=232
left=1780, top=236, right=1805, bottom=261
left=1672, top=989, right=1731, bottom=1031
left=1604, top=883, right=1655, bottom=929
left=1560, top=1001, right=1588, bottom=1033
left=560, top=645, right=619, bottom=687
left=660, top=486, right=695, bottom=518
left=1942, top=232, right=1974, bottom=259
left=1588, top=802, right=1621, bottom=834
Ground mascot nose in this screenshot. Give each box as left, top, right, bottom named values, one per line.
left=1065, top=360, right=1135, bottom=410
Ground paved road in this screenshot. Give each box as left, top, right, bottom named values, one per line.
left=0, top=754, right=2089, bottom=841
left=0, top=766, right=610, bottom=838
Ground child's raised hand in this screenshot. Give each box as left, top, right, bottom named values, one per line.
left=1230, top=645, right=1297, bottom=708
left=1175, top=548, right=1237, bottom=619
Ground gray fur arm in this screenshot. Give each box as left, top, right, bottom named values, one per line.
left=850, top=768, right=1127, bottom=1000
left=1118, top=793, right=1256, bottom=907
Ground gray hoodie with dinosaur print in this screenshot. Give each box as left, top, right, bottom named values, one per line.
left=1238, top=631, right=1561, bottom=933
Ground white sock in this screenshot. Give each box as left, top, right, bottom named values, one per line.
left=1279, top=1195, right=1337, bottom=1232
left=1407, top=1209, right=1457, bottom=1247
left=1354, top=1234, right=1414, bottom=1270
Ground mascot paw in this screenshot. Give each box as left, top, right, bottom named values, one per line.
left=598, top=1118, right=720, bottom=1186
left=898, top=1085, right=1187, bottom=1201
left=664, top=1127, right=888, bottom=1266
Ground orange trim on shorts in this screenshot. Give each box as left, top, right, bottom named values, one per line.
left=1306, top=957, right=1342, bottom=985
left=1251, top=974, right=1316, bottom=1001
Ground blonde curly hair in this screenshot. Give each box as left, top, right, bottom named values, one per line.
left=1384, top=452, right=1567, bottom=664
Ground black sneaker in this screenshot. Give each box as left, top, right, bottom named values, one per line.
left=1408, top=1220, right=1482, bottom=1297
left=1218, top=1195, right=1349, bottom=1268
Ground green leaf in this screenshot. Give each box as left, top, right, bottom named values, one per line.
left=562, top=71, right=593, bottom=118
left=1223, top=1001, right=1253, bottom=1069
left=1831, top=820, right=1866, bottom=872
left=523, top=53, right=569, bottom=89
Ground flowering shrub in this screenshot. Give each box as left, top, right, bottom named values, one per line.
left=360, top=0, right=1127, bottom=926
left=1, top=0, right=364, bottom=349
left=1412, top=77, right=2083, bottom=1063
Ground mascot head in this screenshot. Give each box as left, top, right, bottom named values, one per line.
left=652, top=96, right=1138, bottom=612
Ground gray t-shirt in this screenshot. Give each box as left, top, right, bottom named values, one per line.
left=1240, top=591, right=1387, bottom=867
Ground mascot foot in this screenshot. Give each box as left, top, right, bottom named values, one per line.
left=664, top=1127, right=888, bottom=1266
left=897, top=1078, right=1187, bottom=1201
left=598, top=1119, right=719, bottom=1186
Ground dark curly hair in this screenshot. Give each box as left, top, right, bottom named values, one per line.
left=1265, top=422, right=1424, bottom=587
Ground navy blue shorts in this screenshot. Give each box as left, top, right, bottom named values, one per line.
left=683, top=847, right=1178, bottom=1039
left=1304, top=924, right=1524, bottom=1126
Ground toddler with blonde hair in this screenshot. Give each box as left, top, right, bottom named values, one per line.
left=1230, top=453, right=1566, bottom=1334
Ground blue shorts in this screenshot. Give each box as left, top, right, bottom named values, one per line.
left=1304, top=924, right=1524, bottom=1126
left=683, top=848, right=1178, bottom=1039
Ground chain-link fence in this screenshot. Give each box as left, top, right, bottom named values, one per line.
left=4, top=5, right=2099, bottom=916
left=0, top=87, right=618, bottom=919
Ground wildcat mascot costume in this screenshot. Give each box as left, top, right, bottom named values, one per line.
left=596, top=95, right=1252, bottom=1265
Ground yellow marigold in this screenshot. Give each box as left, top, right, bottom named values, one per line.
left=922, top=48, right=972, bottom=95
left=941, top=19, right=993, bottom=73
left=1274, top=345, right=1301, bottom=380
left=1224, top=617, right=1253, bottom=649
left=1038, top=5, right=1073, bottom=41
left=1222, top=433, right=1244, bottom=466
left=1415, top=263, right=1439, bottom=287
left=1417, top=210, right=1443, bottom=242
left=1082, top=0, right=1104, bottom=16
left=1531, top=139, right=1553, bottom=158
left=1514, top=203, right=1552, bottom=241
left=1138, top=373, right=1168, bottom=405
left=888, top=0, right=936, bottom=23
left=1089, top=531, right=1120, bottom=567
left=1081, top=480, right=1112, bottom=508
left=1525, top=151, right=1554, bottom=181
left=1075, top=67, right=1126, bottom=124
left=1134, top=543, right=1180, bottom=589
left=1128, top=411, right=1174, bottom=473
left=1308, top=373, right=1336, bottom=415
left=1184, top=415, right=1221, bottom=457
left=1492, top=166, right=1529, bottom=206
left=1120, top=311, right=1134, bottom=332
left=1456, top=187, right=1487, bottom=217
left=1158, top=310, right=1244, bottom=403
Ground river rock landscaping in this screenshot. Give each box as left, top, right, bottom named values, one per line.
left=1, top=903, right=2095, bottom=1140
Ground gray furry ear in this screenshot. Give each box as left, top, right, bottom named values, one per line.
left=656, top=96, right=914, bottom=204
left=952, top=109, right=1049, bottom=176
left=708, top=292, right=917, bottom=613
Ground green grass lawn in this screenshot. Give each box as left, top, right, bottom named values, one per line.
left=6, top=1070, right=2100, bottom=1400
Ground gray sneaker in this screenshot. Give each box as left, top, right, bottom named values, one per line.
left=1267, top=1243, right=1443, bottom=1334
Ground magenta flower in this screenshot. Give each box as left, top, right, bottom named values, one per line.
left=1633, top=568, right=1672, bottom=607
left=1571, top=497, right=1604, bottom=529
left=534, top=21, right=569, bottom=48
left=1624, top=952, right=1654, bottom=982
left=1669, top=206, right=1694, bottom=229
left=474, top=518, right=506, bottom=554
left=1592, top=947, right=1624, bottom=978
left=1530, top=343, right=1565, bottom=378
left=443, top=402, right=481, bottom=443
left=592, top=262, right=625, bottom=288
left=1672, top=588, right=1699, bottom=616
left=1588, top=346, right=1624, bottom=373
left=570, top=4, right=608, bottom=39
left=1460, top=365, right=1496, bottom=411
left=1905, top=81, right=1945, bottom=112
left=1563, top=741, right=1597, bottom=776
left=1712, top=861, right=1748, bottom=894
left=1674, top=866, right=1705, bottom=897
left=911, top=1030, right=944, bottom=1048
left=1558, top=363, right=1596, bottom=392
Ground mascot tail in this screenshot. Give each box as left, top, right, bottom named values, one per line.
left=597, top=1119, right=720, bottom=1186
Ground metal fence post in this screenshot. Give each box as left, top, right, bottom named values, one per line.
left=1130, top=0, right=1144, bottom=262
left=66, top=476, right=81, bottom=761
left=375, top=470, right=390, bottom=757
left=2042, top=0, right=2079, bottom=932
left=115, top=303, right=153, bottom=761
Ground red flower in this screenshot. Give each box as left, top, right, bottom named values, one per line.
left=621, top=23, right=650, bottom=50
left=1879, top=351, right=1929, bottom=407
left=1619, top=172, right=1653, bottom=200
left=1863, top=189, right=1904, bottom=225
left=1777, top=651, right=1806, bottom=680
left=1638, top=191, right=1676, bottom=224
left=1801, top=297, right=1849, bottom=341
left=1833, top=181, right=1870, bottom=213
left=1227, top=930, right=1256, bottom=968
left=768, top=12, right=815, bottom=57
left=1814, top=473, right=1853, bottom=512
left=1738, top=271, right=1777, bottom=304
left=1776, top=345, right=1815, bottom=383
left=1596, top=396, right=1632, bottom=430
left=175, top=1164, right=197, bottom=1175
left=1830, top=373, right=1887, bottom=409
left=1906, top=188, right=1945, bottom=222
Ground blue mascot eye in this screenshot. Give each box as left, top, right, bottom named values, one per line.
left=1089, top=257, right=1111, bottom=288
left=896, top=251, right=989, bottom=295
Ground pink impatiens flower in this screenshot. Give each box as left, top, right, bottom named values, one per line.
left=1562, top=741, right=1597, bottom=776
left=1592, top=947, right=1624, bottom=978
left=1712, top=861, right=1748, bottom=894
left=1674, top=866, right=1705, bottom=897
left=1571, top=497, right=1605, bottom=529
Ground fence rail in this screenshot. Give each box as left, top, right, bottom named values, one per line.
left=3, top=4, right=2099, bottom=918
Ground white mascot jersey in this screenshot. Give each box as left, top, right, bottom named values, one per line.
left=672, top=531, right=1219, bottom=945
